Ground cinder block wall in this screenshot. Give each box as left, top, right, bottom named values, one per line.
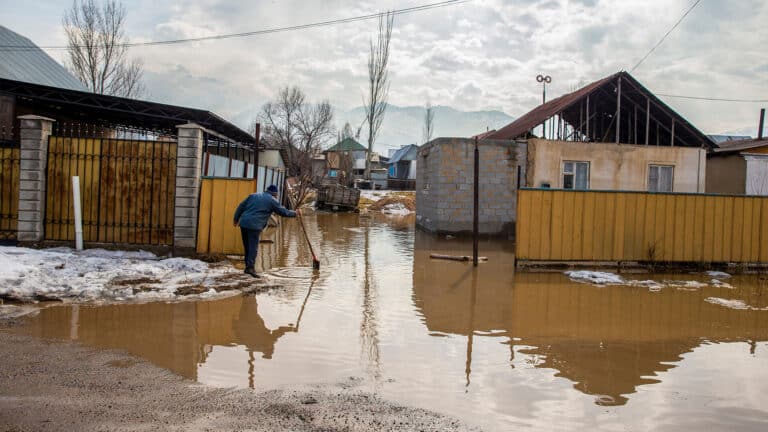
left=416, top=138, right=527, bottom=236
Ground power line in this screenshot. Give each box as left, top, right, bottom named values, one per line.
left=630, top=0, right=702, bottom=72
left=0, top=0, right=470, bottom=52
left=657, top=93, right=768, bottom=103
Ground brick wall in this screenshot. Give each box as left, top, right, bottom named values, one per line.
left=416, top=138, right=527, bottom=236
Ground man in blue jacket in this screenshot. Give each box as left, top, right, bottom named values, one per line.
left=233, top=185, right=299, bottom=277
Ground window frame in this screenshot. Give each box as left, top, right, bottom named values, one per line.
left=648, top=164, right=674, bottom=193
left=562, top=160, right=590, bottom=190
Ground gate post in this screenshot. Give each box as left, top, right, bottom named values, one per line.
left=17, top=115, right=54, bottom=244
left=174, top=123, right=205, bottom=256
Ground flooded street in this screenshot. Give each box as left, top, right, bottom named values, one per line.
left=16, top=212, right=768, bottom=431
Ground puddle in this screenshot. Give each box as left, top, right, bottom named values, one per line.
left=13, top=212, right=768, bottom=431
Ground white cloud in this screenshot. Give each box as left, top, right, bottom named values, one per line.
left=1, top=0, right=766, bottom=137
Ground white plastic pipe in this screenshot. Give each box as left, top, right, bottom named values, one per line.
left=72, top=176, right=83, bottom=250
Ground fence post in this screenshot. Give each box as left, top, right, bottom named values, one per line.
left=17, top=115, right=54, bottom=244
left=174, top=123, right=205, bottom=256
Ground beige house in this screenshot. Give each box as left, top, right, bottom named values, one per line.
left=485, top=71, right=713, bottom=195
left=527, top=138, right=706, bottom=193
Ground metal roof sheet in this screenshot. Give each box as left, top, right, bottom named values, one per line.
left=388, top=144, right=420, bottom=164
left=0, top=26, right=88, bottom=91
left=711, top=138, right=768, bottom=154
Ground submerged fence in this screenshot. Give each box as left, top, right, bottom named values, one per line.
left=44, top=123, right=177, bottom=245
left=516, top=188, right=768, bottom=263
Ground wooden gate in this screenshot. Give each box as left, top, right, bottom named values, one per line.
left=45, top=134, right=177, bottom=245
left=0, top=143, right=19, bottom=243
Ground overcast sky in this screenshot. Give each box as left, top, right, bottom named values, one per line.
left=2, top=0, right=767, bottom=134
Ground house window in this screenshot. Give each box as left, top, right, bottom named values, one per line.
left=563, top=161, right=589, bottom=190
left=648, top=165, right=674, bottom=192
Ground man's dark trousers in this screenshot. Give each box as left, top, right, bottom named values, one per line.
left=240, top=227, right=261, bottom=270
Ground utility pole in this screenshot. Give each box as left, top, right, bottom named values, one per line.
left=536, top=74, right=552, bottom=138
left=473, top=137, right=479, bottom=266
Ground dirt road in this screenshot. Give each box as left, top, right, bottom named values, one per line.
left=0, top=329, right=477, bottom=431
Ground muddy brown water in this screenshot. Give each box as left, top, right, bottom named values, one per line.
left=15, top=212, right=768, bottom=431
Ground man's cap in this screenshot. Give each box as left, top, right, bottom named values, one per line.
left=266, top=185, right=279, bottom=194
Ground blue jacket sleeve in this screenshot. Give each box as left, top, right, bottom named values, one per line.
left=271, top=199, right=297, bottom=217
left=234, top=197, right=248, bottom=223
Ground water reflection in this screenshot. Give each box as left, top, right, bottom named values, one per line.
left=412, top=232, right=768, bottom=405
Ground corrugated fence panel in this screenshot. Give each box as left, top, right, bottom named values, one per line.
left=197, top=178, right=258, bottom=255
left=516, top=189, right=768, bottom=263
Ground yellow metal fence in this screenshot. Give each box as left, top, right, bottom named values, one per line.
left=0, top=147, right=19, bottom=241
left=516, top=189, right=768, bottom=263
left=197, top=178, right=257, bottom=254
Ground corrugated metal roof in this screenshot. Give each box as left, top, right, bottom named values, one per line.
left=388, top=144, right=420, bottom=164
left=0, top=25, right=87, bottom=91
left=707, top=134, right=752, bottom=144
left=711, top=138, right=768, bottom=154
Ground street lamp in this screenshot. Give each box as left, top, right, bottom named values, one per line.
left=536, top=74, right=552, bottom=138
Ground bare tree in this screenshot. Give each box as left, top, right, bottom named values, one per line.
left=363, top=11, right=394, bottom=180
left=258, top=86, right=335, bottom=206
left=337, top=122, right=355, bottom=143
left=63, top=0, right=145, bottom=98
left=422, top=100, right=435, bottom=144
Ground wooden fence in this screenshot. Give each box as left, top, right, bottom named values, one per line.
left=516, top=188, right=768, bottom=263
left=45, top=136, right=177, bottom=245
left=0, top=146, right=19, bottom=242
left=197, top=178, right=257, bottom=254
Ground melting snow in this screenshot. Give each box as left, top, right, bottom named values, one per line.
left=565, top=270, right=737, bottom=292
left=705, top=297, right=768, bottom=311
left=381, top=203, right=413, bottom=215
left=706, top=271, right=732, bottom=279
left=0, top=246, right=238, bottom=303
left=564, top=271, right=625, bottom=285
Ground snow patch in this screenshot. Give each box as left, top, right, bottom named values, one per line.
left=705, top=297, right=768, bottom=311
left=381, top=203, right=413, bottom=215
left=564, top=271, right=624, bottom=285
left=706, top=271, right=732, bottom=279
left=0, top=246, right=238, bottom=303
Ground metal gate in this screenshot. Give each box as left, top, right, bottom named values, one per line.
left=0, top=129, right=19, bottom=243
left=44, top=124, right=177, bottom=245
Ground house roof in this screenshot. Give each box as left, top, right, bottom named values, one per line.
left=708, top=134, right=752, bottom=144
left=2, top=78, right=254, bottom=142
left=711, top=138, right=768, bottom=154
left=0, top=26, right=87, bottom=92
left=388, top=144, right=420, bottom=164
left=326, top=137, right=366, bottom=152
left=486, top=71, right=714, bottom=148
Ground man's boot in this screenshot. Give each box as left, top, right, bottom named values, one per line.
left=244, top=267, right=260, bottom=278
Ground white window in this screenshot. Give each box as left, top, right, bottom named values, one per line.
left=648, top=165, right=674, bottom=192
left=563, top=161, right=589, bottom=190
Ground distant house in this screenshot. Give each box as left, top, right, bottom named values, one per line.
left=417, top=71, right=714, bottom=235
left=707, top=138, right=768, bottom=195
left=387, top=144, right=419, bottom=190
left=323, top=137, right=386, bottom=187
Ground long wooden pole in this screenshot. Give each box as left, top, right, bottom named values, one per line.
left=298, top=213, right=320, bottom=270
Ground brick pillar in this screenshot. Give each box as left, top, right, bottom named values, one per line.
left=173, top=123, right=204, bottom=255
left=17, top=115, right=54, bottom=244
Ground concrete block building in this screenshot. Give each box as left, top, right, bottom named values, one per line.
left=416, top=138, right=526, bottom=235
